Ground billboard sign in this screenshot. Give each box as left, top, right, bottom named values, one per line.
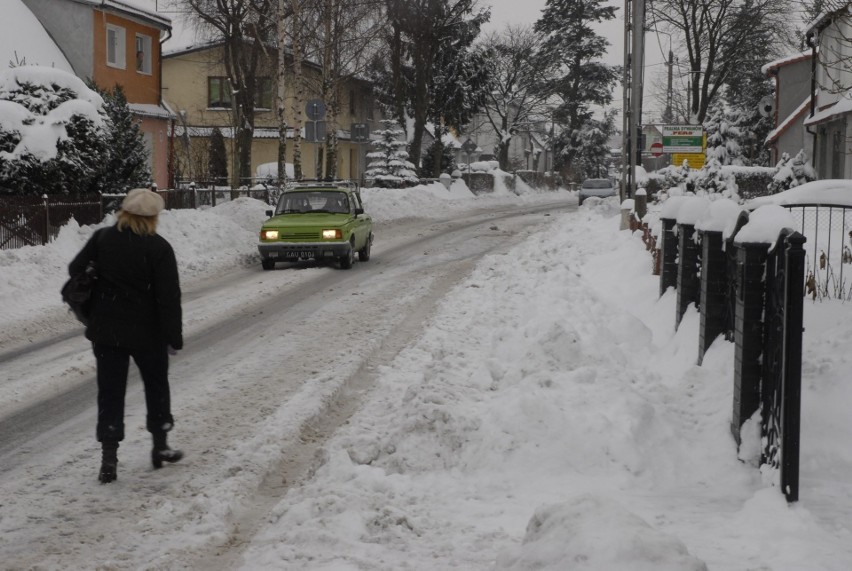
left=672, top=153, right=705, bottom=169
left=662, top=125, right=704, bottom=154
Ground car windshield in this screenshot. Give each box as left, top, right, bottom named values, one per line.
left=276, top=191, right=350, bottom=214
left=582, top=179, right=613, bottom=189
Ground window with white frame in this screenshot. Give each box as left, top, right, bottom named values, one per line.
left=106, top=24, right=126, bottom=69
left=136, top=34, right=152, bottom=74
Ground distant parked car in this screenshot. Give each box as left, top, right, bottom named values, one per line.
left=578, top=178, right=618, bottom=205
left=258, top=182, right=373, bottom=270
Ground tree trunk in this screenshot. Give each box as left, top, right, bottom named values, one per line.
left=291, top=0, right=304, bottom=180
left=276, top=0, right=289, bottom=187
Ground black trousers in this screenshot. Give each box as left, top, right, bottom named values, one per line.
left=93, top=342, right=174, bottom=442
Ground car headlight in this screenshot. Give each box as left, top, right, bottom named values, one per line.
left=261, top=229, right=279, bottom=240
left=322, top=229, right=342, bottom=239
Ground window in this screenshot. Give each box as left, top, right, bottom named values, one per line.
left=135, top=34, right=152, bottom=74
left=349, top=89, right=356, bottom=115
left=106, top=24, right=126, bottom=69
left=255, top=77, right=273, bottom=109
left=208, top=77, right=232, bottom=108
left=209, top=77, right=272, bottom=109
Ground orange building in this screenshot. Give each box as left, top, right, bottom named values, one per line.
left=22, top=0, right=174, bottom=189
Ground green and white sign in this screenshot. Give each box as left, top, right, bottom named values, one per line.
left=662, top=125, right=704, bottom=154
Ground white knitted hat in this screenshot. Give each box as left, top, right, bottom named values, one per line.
left=121, top=188, right=164, bottom=216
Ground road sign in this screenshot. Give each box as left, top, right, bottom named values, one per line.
left=351, top=123, right=369, bottom=143
left=304, top=120, right=326, bottom=142
left=662, top=125, right=704, bottom=154
left=650, top=142, right=664, bottom=157
left=305, top=99, right=326, bottom=121
left=461, top=139, right=477, bottom=154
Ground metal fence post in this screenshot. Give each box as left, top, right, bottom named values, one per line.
left=42, top=194, right=49, bottom=245
left=731, top=242, right=768, bottom=444
left=675, top=223, right=700, bottom=330
left=781, top=232, right=806, bottom=502
left=698, top=229, right=726, bottom=365
left=659, top=217, right=678, bottom=297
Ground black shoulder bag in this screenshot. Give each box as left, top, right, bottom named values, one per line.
left=61, top=230, right=103, bottom=326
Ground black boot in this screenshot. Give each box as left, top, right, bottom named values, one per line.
left=151, top=432, right=183, bottom=469
left=99, top=441, right=119, bottom=484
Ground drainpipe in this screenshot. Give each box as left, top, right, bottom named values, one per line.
left=806, top=29, right=818, bottom=165
left=159, top=27, right=173, bottom=187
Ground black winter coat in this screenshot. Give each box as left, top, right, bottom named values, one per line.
left=69, top=225, right=183, bottom=351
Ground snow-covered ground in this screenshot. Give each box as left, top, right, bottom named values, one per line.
left=1, top=180, right=851, bottom=570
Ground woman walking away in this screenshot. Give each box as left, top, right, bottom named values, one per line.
left=69, top=188, right=184, bottom=483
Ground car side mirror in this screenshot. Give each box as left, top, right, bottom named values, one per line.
left=355, top=207, right=364, bottom=215
left=265, top=210, right=273, bottom=217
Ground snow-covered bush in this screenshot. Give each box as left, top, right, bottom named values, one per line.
left=767, top=149, right=816, bottom=194
left=365, top=119, right=419, bottom=188
left=693, top=157, right=739, bottom=199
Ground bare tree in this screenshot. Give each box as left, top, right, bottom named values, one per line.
left=478, top=26, right=553, bottom=170
left=276, top=0, right=294, bottom=185
left=301, top=0, right=385, bottom=179
left=180, top=0, right=276, bottom=185
left=810, top=1, right=852, bottom=97
left=649, top=0, right=796, bottom=123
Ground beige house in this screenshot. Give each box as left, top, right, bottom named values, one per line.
left=162, top=42, right=380, bottom=186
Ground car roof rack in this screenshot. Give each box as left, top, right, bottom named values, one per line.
left=285, top=179, right=359, bottom=189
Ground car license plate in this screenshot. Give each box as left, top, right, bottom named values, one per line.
left=284, top=251, right=313, bottom=259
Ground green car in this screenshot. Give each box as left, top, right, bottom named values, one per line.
left=258, top=182, right=373, bottom=270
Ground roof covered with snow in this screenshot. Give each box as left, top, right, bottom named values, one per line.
left=762, top=51, right=812, bottom=75
left=2, top=0, right=74, bottom=73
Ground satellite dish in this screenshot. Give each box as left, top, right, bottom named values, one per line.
left=758, top=96, right=775, bottom=118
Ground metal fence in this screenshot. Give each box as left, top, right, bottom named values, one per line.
left=0, top=194, right=121, bottom=249
left=0, top=188, right=271, bottom=250
left=782, top=204, right=852, bottom=301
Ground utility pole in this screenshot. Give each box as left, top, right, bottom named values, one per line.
left=663, top=49, right=673, bottom=124
left=629, top=0, right=645, bottom=199
left=622, top=0, right=646, bottom=201
left=621, top=0, right=632, bottom=202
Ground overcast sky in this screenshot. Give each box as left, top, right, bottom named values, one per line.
left=482, top=0, right=627, bottom=67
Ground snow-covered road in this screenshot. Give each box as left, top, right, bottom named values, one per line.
left=2, top=183, right=851, bottom=570
left=0, top=196, right=574, bottom=569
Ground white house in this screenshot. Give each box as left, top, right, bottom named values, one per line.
left=805, top=5, right=852, bottom=179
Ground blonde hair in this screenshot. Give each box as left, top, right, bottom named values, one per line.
left=117, top=210, right=158, bottom=236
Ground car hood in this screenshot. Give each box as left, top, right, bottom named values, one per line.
left=262, top=213, right=352, bottom=228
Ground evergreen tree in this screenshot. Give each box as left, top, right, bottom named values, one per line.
left=377, top=0, right=490, bottom=171
left=208, top=128, right=229, bottom=185
left=0, top=67, right=107, bottom=196
left=421, top=138, right=457, bottom=176
left=703, top=100, right=746, bottom=166
left=425, top=24, right=492, bottom=177
left=721, top=19, right=777, bottom=166
left=365, top=119, right=418, bottom=188
left=88, top=82, right=151, bottom=192
left=559, top=109, right=616, bottom=180
left=534, top=0, right=619, bottom=171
